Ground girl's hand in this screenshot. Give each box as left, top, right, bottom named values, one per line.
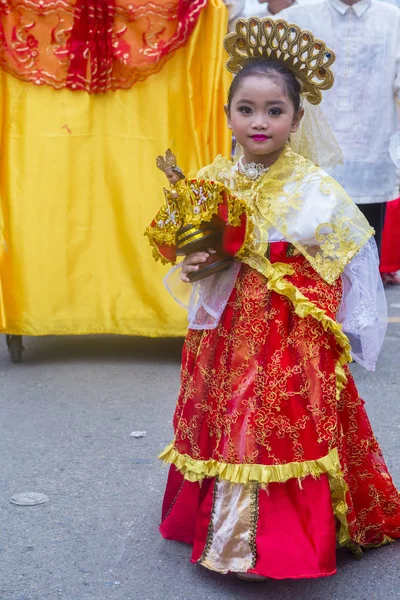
left=181, top=249, right=216, bottom=283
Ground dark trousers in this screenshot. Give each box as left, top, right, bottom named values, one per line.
left=357, top=202, right=386, bottom=255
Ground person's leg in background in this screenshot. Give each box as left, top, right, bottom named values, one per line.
left=379, top=198, right=400, bottom=285
left=357, top=202, right=387, bottom=255
left=359, top=201, right=400, bottom=285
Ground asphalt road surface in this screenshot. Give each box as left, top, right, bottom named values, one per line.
left=1, top=285, right=399, bottom=600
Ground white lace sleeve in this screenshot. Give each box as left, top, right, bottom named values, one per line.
left=163, top=262, right=191, bottom=311
left=337, top=238, right=387, bottom=371
left=164, top=261, right=242, bottom=330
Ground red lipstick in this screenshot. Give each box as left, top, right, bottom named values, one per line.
left=251, top=134, right=269, bottom=141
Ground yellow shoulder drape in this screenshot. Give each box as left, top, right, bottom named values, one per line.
left=0, top=0, right=231, bottom=337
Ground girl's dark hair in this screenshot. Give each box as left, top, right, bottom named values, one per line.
left=227, top=60, right=301, bottom=113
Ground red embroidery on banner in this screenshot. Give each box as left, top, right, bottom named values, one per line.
left=0, top=0, right=207, bottom=93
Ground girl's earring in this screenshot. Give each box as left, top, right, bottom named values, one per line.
left=231, top=135, right=236, bottom=161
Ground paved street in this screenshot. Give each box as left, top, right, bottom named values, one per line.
left=0, top=285, right=399, bottom=600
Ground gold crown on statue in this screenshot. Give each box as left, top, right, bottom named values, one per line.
left=223, top=18, right=335, bottom=105
left=156, top=148, right=184, bottom=178
left=156, top=148, right=176, bottom=173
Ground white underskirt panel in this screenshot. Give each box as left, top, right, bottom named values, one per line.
left=200, top=480, right=257, bottom=574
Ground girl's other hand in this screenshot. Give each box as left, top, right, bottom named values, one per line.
left=181, top=248, right=216, bottom=283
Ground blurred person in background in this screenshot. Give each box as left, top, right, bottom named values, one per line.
left=380, top=196, right=400, bottom=284
left=224, top=0, right=297, bottom=29
left=224, top=0, right=245, bottom=30
left=245, top=0, right=298, bottom=16
left=278, top=0, right=400, bottom=284
left=379, top=0, right=400, bottom=283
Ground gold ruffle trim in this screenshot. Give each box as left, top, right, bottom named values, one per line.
left=160, top=443, right=351, bottom=546
left=160, top=443, right=342, bottom=485
left=160, top=444, right=397, bottom=552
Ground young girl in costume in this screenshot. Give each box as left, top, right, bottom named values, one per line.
left=148, top=18, right=400, bottom=580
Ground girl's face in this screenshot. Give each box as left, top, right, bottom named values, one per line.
left=225, top=75, right=303, bottom=167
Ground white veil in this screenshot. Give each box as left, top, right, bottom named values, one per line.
left=290, top=100, right=343, bottom=168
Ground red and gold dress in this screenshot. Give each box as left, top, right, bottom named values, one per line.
left=151, top=148, right=400, bottom=579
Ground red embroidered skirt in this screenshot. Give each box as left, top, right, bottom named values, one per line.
left=160, top=244, right=400, bottom=579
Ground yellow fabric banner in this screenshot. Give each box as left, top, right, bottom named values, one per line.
left=0, top=0, right=231, bottom=337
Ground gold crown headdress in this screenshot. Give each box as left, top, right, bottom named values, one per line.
left=223, top=18, right=335, bottom=105
left=156, top=148, right=184, bottom=178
